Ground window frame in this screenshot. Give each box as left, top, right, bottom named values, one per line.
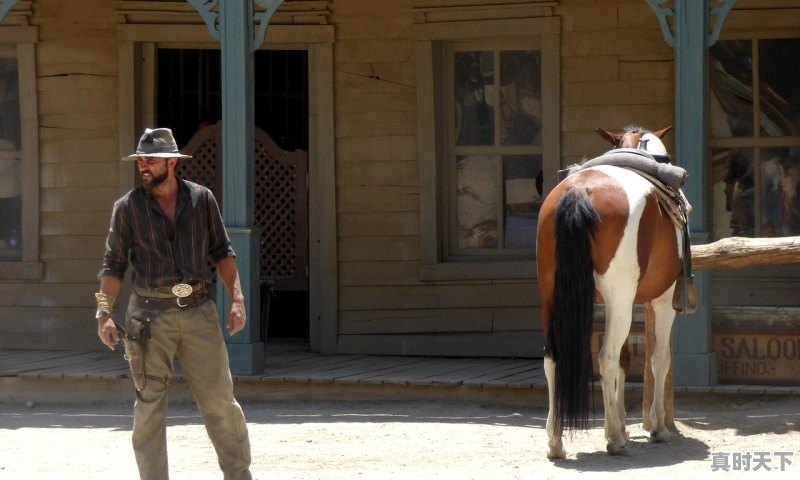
left=415, top=17, right=560, bottom=281
left=0, top=26, right=42, bottom=280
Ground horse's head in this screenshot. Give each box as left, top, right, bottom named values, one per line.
left=596, top=125, right=673, bottom=164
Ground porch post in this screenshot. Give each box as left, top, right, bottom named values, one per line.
left=647, top=0, right=737, bottom=385
left=219, top=0, right=263, bottom=375
left=672, top=0, right=716, bottom=386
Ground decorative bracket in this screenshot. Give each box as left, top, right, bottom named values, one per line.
left=645, top=0, right=738, bottom=48
left=187, top=0, right=220, bottom=40
left=0, top=0, right=21, bottom=24
left=253, top=0, right=284, bottom=51
left=187, top=0, right=284, bottom=50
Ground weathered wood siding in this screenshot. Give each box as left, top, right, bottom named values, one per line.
left=0, top=0, right=118, bottom=350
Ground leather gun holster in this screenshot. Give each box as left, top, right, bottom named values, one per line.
left=123, top=316, right=151, bottom=391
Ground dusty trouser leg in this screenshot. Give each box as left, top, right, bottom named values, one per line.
left=177, top=300, right=252, bottom=480
left=129, top=306, right=179, bottom=480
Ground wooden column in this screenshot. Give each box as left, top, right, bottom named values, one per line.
left=642, top=0, right=739, bottom=429
left=219, top=0, right=263, bottom=375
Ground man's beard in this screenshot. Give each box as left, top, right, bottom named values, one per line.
left=142, top=171, right=168, bottom=189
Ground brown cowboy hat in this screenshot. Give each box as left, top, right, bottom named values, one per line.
left=122, top=127, right=192, bottom=161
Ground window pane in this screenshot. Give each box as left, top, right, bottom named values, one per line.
left=457, top=155, right=499, bottom=249
left=709, top=41, right=754, bottom=138
left=499, top=51, right=541, bottom=146
left=0, top=58, right=22, bottom=261
left=454, top=51, right=494, bottom=146
left=714, top=148, right=755, bottom=238
left=504, top=155, right=541, bottom=249
left=761, top=148, right=800, bottom=237
left=759, top=39, right=800, bottom=137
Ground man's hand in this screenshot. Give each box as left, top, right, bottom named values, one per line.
left=227, top=299, right=246, bottom=336
left=97, top=316, right=121, bottom=350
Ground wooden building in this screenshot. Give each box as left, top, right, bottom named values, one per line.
left=0, top=0, right=798, bottom=385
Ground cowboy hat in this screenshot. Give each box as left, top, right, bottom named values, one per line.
left=122, top=127, right=192, bottom=161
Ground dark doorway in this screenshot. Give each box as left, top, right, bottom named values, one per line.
left=157, top=48, right=310, bottom=342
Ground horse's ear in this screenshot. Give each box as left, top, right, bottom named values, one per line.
left=653, top=126, right=673, bottom=139
left=596, top=128, right=623, bottom=147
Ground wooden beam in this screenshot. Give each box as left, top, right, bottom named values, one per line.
left=691, top=236, right=800, bottom=270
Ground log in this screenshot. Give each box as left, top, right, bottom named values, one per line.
left=691, top=236, right=800, bottom=270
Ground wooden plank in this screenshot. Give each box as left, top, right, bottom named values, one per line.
left=410, top=358, right=502, bottom=385
left=355, top=357, right=470, bottom=385
left=337, top=161, right=418, bottom=187
left=340, top=308, right=493, bottom=335
left=337, top=186, right=419, bottom=213
left=336, top=111, right=417, bottom=138
left=338, top=332, right=545, bottom=358
left=340, top=283, right=536, bottom=311
left=333, top=357, right=432, bottom=384
left=339, top=212, right=420, bottom=237
left=337, top=136, right=418, bottom=163
left=339, top=261, right=419, bottom=287
left=481, top=365, right=543, bottom=387
left=339, top=237, right=419, bottom=262
left=461, top=361, right=540, bottom=386
left=263, top=355, right=369, bottom=378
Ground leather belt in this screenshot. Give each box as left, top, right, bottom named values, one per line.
left=134, top=288, right=209, bottom=310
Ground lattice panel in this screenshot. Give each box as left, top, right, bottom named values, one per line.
left=254, top=136, right=308, bottom=291
left=177, top=137, right=221, bottom=202
left=180, top=123, right=308, bottom=291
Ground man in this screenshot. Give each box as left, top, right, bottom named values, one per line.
left=95, top=127, right=253, bottom=480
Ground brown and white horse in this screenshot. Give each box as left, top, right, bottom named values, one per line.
left=536, top=126, right=682, bottom=458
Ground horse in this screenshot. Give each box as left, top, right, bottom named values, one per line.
left=536, top=125, right=685, bottom=458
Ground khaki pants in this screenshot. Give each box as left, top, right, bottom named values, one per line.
left=126, top=297, right=252, bottom=480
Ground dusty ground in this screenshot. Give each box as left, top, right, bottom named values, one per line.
left=0, top=395, right=798, bottom=479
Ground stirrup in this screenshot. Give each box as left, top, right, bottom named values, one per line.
left=672, top=274, right=697, bottom=314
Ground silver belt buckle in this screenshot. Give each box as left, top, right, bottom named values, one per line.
left=172, top=283, right=193, bottom=298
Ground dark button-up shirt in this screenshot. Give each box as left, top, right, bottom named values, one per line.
left=99, top=179, right=235, bottom=289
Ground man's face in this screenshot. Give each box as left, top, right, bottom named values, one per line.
left=137, top=157, right=170, bottom=189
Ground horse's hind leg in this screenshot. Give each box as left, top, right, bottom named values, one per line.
left=597, top=289, right=636, bottom=456
left=647, top=283, right=677, bottom=443
left=544, top=356, right=566, bottom=459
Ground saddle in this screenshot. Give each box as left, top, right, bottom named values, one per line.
left=558, top=149, right=697, bottom=314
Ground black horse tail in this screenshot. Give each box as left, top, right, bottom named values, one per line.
left=550, top=187, right=599, bottom=432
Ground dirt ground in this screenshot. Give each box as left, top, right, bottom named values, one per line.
left=1, top=395, right=798, bottom=479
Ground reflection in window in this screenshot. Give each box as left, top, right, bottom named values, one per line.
left=759, top=39, right=800, bottom=137
left=709, top=38, right=800, bottom=239
left=504, top=155, right=542, bottom=249
left=0, top=57, right=21, bottom=261
left=457, top=155, right=499, bottom=249
left=454, top=52, right=494, bottom=146
left=709, top=41, right=753, bottom=138
left=499, top=51, right=541, bottom=146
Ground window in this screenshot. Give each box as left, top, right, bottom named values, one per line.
left=709, top=38, right=800, bottom=239
left=0, top=49, right=21, bottom=262
left=0, top=27, right=41, bottom=279
left=415, top=14, right=560, bottom=280
left=447, top=42, right=543, bottom=257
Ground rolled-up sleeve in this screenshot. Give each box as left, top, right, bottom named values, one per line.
left=98, top=199, right=131, bottom=280
left=206, top=190, right=236, bottom=262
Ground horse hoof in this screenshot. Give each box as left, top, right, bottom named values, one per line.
left=547, top=446, right=566, bottom=460
left=606, top=440, right=627, bottom=456
left=649, top=428, right=672, bottom=443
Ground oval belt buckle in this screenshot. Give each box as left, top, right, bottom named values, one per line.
left=172, top=283, right=193, bottom=308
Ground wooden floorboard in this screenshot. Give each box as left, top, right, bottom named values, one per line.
left=1, top=348, right=545, bottom=392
